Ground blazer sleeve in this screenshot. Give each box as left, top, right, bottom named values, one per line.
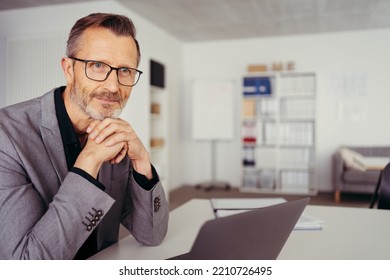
left=120, top=169, right=169, bottom=246
left=0, top=128, right=115, bottom=259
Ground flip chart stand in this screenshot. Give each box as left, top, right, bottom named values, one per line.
left=192, top=79, right=234, bottom=191
left=195, top=140, right=231, bottom=192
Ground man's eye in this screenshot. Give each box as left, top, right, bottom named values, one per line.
left=119, top=68, right=131, bottom=75
left=93, top=62, right=103, bottom=69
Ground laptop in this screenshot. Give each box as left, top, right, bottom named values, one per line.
left=168, top=197, right=309, bottom=260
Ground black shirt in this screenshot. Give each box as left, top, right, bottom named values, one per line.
left=53, top=87, right=158, bottom=259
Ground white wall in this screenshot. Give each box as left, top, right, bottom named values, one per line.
left=180, top=29, right=390, bottom=192
left=0, top=0, right=183, bottom=191
left=3, top=1, right=390, bottom=193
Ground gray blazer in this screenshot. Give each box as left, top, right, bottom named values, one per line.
left=0, top=89, right=169, bottom=259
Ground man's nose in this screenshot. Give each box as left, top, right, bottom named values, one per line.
left=103, top=69, right=120, bottom=92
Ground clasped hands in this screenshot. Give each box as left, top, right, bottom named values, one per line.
left=74, top=118, right=152, bottom=179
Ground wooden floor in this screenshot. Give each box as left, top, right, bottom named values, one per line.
left=169, top=185, right=374, bottom=211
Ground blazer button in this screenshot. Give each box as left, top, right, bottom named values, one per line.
left=154, top=196, right=161, bottom=212
left=92, top=208, right=104, bottom=217
left=86, top=217, right=96, bottom=226
left=82, top=221, right=93, bottom=231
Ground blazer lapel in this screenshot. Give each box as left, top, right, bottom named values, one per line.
left=40, top=89, right=68, bottom=183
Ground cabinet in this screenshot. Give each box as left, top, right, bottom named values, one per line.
left=241, top=72, right=317, bottom=195
left=150, top=85, right=169, bottom=193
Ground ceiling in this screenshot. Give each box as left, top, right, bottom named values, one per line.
left=1, top=0, right=390, bottom=41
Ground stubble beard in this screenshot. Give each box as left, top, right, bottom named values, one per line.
left=70, top=85, right=127, bottom=120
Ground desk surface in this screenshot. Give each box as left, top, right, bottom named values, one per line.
left=279, top=204, right=390, bottom=259
left=90, top=199, right=215, bottom=260
left=90, top=199, right=390, bottom=260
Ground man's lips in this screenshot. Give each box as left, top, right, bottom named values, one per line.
left=95, top=96, right=120, bottom=104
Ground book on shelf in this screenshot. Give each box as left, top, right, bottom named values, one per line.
left=279, top=148, right=313, bottom=168
left=280, top=74, right=315, bottom=96
left=242, top=146, right=256, bottom=166
left=242, top=169, right=258, bottom=188
left=243, top=76, right=272, bottom=96
left=279, top=122, right=314, bottom=146
left=264, top=122, right=277, bottom=145
left=280, top=98, right=315, bottom=119
left=242, top=120, right=257, bottom=144
left=242, top=99, right=256, bottom=118
left=280, top=170, right=311, bottom=193
left=257, top=98, right=277, bottom=118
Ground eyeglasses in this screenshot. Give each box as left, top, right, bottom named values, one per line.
left=69, top=57, right=143, bottom=87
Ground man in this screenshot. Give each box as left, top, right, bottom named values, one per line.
left=0, top=13, right=169, bottom=259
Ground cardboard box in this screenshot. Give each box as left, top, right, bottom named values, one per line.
left=151, top=103, right=161, bottom=114
left=247, top=64, right=268, bottom=72
left=272, top=62, right=283, bottom=71
left=150, top=138, right=164, bottom=147
left=242, top=99, right=256, bottom=118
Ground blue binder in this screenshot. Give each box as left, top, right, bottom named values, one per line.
left=243, top=76, right=272, bottom=96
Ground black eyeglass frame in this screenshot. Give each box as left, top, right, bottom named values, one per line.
left=69, top=57, right=143, bottom=87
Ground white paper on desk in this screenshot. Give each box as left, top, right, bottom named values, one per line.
left=294, top=213, right=324, bottom=230
left=210, top=198, right=286, bottom=210
left=212, top=198, right=324, bottom=230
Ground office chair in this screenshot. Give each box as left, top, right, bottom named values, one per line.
left=370, top=162, right=390, bottom=209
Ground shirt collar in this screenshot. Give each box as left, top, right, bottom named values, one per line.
left=54, top=86, right=78, bottom=146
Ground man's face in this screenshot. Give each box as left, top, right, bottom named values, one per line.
left=69, top=27, right=139, bottom=120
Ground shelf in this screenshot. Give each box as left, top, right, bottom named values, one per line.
left=150, top=114, right=163, bottom=120
left=241, top=170, right=317, bottom=195
left=242, top=117, right=277, bottom=122
left=240, top=72, right=317, bottom=195
left=149, top=66, right=169, bottom=195
left=243, top=143, right=277, bottom=148
left=151, top=146, right=165, bottom=152
left=242, top=95, right=274, bottom=100
left=279, top=144, right=314, bottom=148
left=280, top=117, right=315, bottom=122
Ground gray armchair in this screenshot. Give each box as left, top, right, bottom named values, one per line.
left=333, top=146, right=390, bottom=202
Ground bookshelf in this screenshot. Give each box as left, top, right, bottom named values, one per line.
left=241, top=72, right=317, bottom=195
left=149, top=59, right=169, bottom=196
left=150, top=85, right=169, bottom=193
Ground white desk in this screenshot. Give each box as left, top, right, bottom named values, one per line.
left=279, top=205, right=390, bottom=259
left=90, top=199, right=390, bottom=260
left=90, top=199, right=215, bottom=260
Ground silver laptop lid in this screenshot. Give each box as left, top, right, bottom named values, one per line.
left=187, top=198, right=309, bottom=260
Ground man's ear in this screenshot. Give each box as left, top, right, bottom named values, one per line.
left=61, top=57, right=74, bottom=85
